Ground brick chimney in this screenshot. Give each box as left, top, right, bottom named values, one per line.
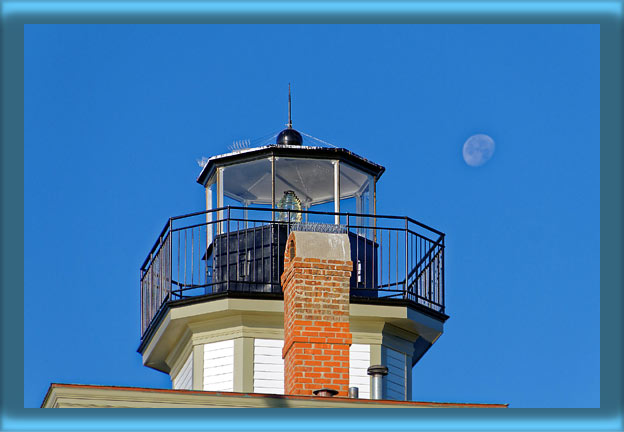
left=281, top=231, right=353, bottom=397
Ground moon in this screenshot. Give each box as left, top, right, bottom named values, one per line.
left=462, top=134, right=495, bottom=167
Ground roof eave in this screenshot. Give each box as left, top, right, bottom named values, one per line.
left=196, top=145, right=385, bottom=187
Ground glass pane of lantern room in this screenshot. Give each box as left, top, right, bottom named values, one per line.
left=340, top=164, right=374, bottom=234
left=274, top=157, right=335, bottom=224
left=221, top=157, right=273, bottom=223
left=340, top=162, right=372, bottom=204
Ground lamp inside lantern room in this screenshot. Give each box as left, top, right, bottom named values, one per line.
left=277, top=190, right=302, bottom=222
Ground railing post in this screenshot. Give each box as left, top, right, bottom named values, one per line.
left=372, top=180, right=377, bottom=244
left=140, top=269, right=143, bottom=336
left=226, top=206, right=230, bottom=293
left=271, top=157, right=275, bottom=221
left=333, top=160, right=340, bottom=225
left=404, top=217, right=409, bottom=299
left=149, top=251, right=153, bottom=325
left=442, top=235, right=445, bottom=313
left=159, top=233, right=164, bottom=311
left=168, top=218, right=172, bottom=302
left=288, top=209, right=291, bottom=233
left=428, top=248, right=433, bottom=303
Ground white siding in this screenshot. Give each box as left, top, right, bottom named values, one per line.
left=384, top=346, right=407, bottom=400
left=349, top=344, right=371, bottom=399
left=253, top=338, right=284, bottom=394
left=203, top=340, right=234, bottom=392
left=172, top=350, right=193, bottom=390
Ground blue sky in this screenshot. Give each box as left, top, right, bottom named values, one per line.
left=24, top=24, right=599, bottom=408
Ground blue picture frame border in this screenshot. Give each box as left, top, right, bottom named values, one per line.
left=2, top=1, right=620, bottom=430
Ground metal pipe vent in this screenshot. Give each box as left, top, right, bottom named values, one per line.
left=313, top=388, right=339, bottom=398
left=367, top=365, right=389, bottom=400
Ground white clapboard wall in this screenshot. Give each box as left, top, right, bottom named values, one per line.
left=349, top=344, right=371, bottom=399
left=172, top=350, right=193, bottom=390
left=383, top=346, right=407, bottom=400
left=253, top=338, right=284, bottom=394
left=204, top=340, right=234, bottom=392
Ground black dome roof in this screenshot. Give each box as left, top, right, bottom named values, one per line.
left=276, top=128, right=303, bottom=146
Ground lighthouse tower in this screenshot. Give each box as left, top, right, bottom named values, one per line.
left=137, top=92, right=447, bottom=401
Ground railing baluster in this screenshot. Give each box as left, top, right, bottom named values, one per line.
left=364, top=224, right=367, bottom=290
left=436, top=246, right=440, bottom=307
left=353, top=213, right=358, bottom=285
left=226, top=206, right=230, bottom=292
left=200, top=225, right=204, bottom=291
left=404, top=218, right=408, bottom=299
left=269, top=213, right=272, bottom=290
left=191, top=226, right=194, bottom=289
left=379, top=227, right=383, bottom=295
left=374, top=222, right=377, bottom=292
left=141, top=275, right=144, bottom=334
left=428, top=254, right=432, bottom=303
left=412, top=231, right=415, bottom=296
left=168, top=221, right=172, bottom=302
left=387, top=229, right=390, bottom=294
left=183, top=229, right=187, bottom=297
left=442, top=239, right=445, bottom=313
left=251, top=224, right=255, bottom=291
left=261, top=221, right=265, bottom=290
left=396, top=228, right=398, bottom=292
left=149, top=253, right=153, bottom=325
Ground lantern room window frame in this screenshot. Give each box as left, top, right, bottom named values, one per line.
left=198, top=145, right=385, bottom=228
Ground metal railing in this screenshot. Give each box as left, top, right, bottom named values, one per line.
left=140, top=206, right=445, bottom=337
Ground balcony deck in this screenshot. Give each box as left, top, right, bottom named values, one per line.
left=140, top=207, right=446, bottom=339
